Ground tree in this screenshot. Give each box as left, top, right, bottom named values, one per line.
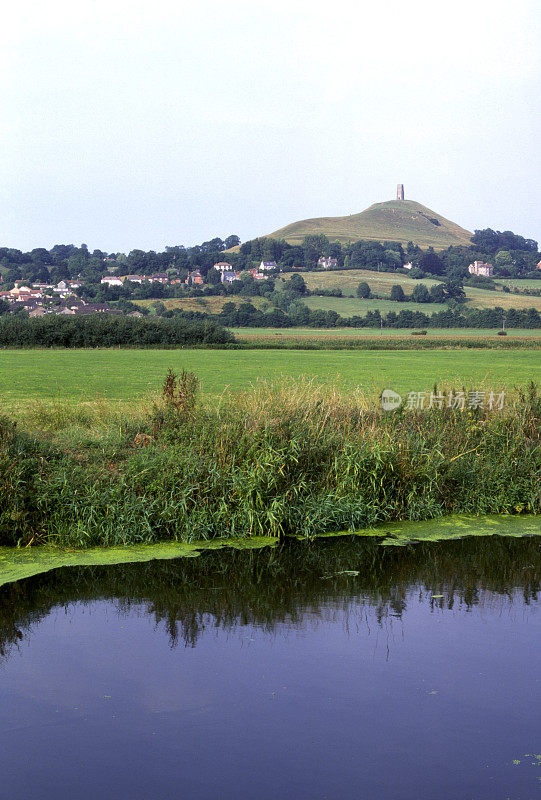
left=356, top=281, right=371, bottom=298
left=444, top=280, right=466, bottom=302
left=418, top=250, right=444, bottom=276
left=224, top=235, right=241, bottom=249
left=206, top=267, right=221, bottom=285
left=287, top=274, right=307, bottom=295
left=411, top=284, right=430, bottom=303
left=429, top=283, right=446, bottom=303
left=494, top=250, right=514, bottom=268
left=390, top=284, right=405, bottom=302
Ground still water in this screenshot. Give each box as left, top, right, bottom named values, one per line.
left=0, top=536, right=539, bottom=800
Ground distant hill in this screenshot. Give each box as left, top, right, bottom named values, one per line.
left=265, top=199, right=473, bottom=250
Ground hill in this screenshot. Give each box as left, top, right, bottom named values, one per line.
left=265, top=199, right=473, bottom=250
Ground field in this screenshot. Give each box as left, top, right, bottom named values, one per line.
left=135, top=296, right=269, bottom=313
left=1, top=349, right=539, bottom=414
left=304, top=296, right=446, bottom=316
left=232, top=327, right=541, bottom=340
left=300, top=269, right=541, bottom=311
left=498, top=278, right=541, bottom=289
left=298, top=269, right=443, bottom=296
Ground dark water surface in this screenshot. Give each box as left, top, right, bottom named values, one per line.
left=1, top=536, right=539, bottom=800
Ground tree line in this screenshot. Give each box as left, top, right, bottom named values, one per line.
left=0, top=315, right=234, bottom=348
left=1, top=225, right=539, bottom=292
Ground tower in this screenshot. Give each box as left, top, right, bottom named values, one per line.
left=396, top=184, right=405, bottom=201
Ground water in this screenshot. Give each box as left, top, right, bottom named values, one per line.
left=0, top=536, right=539, bottom=800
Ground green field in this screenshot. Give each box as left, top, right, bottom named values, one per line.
left=304, top=295, right=446, bottom=316
left=266, top=199, right=473, bottom=249
left=298, top=269, right=443, bottom=297
left=1, top=349, right=538, bottom=409
left=498, top=278, right=541, bottom=289
left=135, top=296, right=270, bottom=313
left=300, top=269, right=541, bottom=311
left=231, top=327, right=541, bottom=339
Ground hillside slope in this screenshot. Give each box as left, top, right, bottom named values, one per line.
left=266, top=199, right=473, bottom=249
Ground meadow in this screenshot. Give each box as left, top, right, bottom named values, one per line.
left=304, top=295, right=446, bottom=316
left=0, top=349, right=539, bottom=415
left=233, top=327, right=541, bottom=339
left=300, top=269, right=541, bottom=311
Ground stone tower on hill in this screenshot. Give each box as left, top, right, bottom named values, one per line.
left=396, top=184, right=405, bottom=200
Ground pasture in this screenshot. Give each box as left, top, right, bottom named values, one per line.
left=299, top=269, right=541, bottom=311
left=303, top=295, right=445, bottom=316
left=0, top=349, right=538, bottom=412
left=232, top=327, right=541, bottom=339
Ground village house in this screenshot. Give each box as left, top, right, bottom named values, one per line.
left=468, top=260, right=494, bottom=277
left=221, top=270, right=240, bottom=284
left=259, top=261, right=277, bottom=272
left=537, top=260, right=541, bottom=270
left=317, top=257, right=338, bottom=269
left=214, top=262, right=233, bottom=273
left=3, top=286, right=43, bottom=302
left=100, top=276, right=124, bottom=287
left=185, top=270, right=204, bottom=286
left=403, top=262, right=414, bottom=270
left=246, top=268, right=266, bottom=280
left=123, top=275, right=144, bottom=283
left=147, top=273, right=169, bottom=284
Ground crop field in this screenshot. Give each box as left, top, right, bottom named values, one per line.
left=0, top=349, right=538, bottom=412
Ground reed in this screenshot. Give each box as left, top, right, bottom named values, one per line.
left=0, top=378, right=539, bottom=548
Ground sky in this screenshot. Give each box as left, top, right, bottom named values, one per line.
left=2, top=0, right=540, bottom=253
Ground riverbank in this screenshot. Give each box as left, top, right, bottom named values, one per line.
left=1, top=376, right=539, bottom=548
left=1, top=515, right=539, bottom=588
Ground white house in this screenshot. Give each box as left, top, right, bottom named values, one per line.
left=101, top=276, right=124, bottom=286
left=259, top=261, right=277, bottom=272
left=214, top=262, right=233, bottom=273
left=468, top=260, right=494, bottom=277
left=317, top=257, right=338, bottom=269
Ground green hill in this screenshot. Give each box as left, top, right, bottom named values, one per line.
left=266, top=199, right=473, bottom=250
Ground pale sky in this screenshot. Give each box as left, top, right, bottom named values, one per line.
left=2, top=0, right=540, bottom=252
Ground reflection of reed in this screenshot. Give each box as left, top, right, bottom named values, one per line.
left=0, top=536, right=539, bottom=658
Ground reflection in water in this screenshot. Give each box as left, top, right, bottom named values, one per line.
left=0, top=535, right=540, bottom=800
left=1, top=535, right=539, bottom=657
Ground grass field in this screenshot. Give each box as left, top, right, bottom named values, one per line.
left=498, top=278, right=541, bottom=289
left=300, top=269, right=541, bottom=311
left=304, top=295, right=446, bottom=316
left=135, top=296, right=269, bottom=313
left=299, top=269, right=443, bottom=297
left=1, top=349, right=538, bottom=412
left=231, top=327, right=541, bottom=339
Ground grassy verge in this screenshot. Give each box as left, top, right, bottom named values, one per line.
left=1, top=377, right=539, bottom=548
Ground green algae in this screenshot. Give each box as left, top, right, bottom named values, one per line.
left=0, top=515, right=539, bottom=589
left=0, top=537, right=277, bottom=588
left=355, top=514, right=541, bottom=546
left=298, top=514, right=541, bottom=546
